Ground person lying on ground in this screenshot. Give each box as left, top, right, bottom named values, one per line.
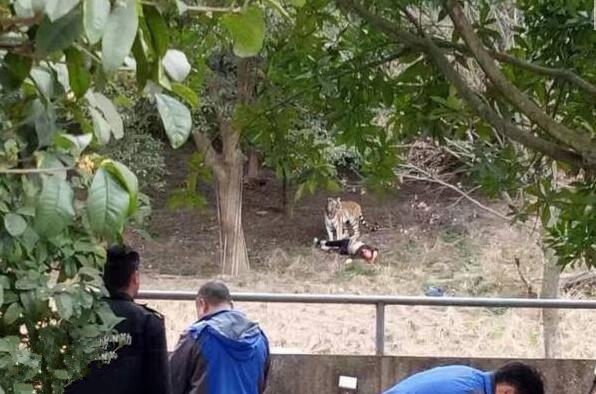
left=313, top=237, right=379, bottom=263
left=169, top=280, right=270, bottom=394
left=382, top=361, right=544, bottom=394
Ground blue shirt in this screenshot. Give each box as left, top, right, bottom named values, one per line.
left=382, top=365, right=494, bottom=394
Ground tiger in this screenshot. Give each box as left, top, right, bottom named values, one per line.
left=324, top=197, right=378, bottom=241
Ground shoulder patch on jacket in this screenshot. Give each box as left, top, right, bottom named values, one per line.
left=139, top=303, right=164, bottom=319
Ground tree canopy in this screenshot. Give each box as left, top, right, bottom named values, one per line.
left=255, top=0, right=596, bottom=268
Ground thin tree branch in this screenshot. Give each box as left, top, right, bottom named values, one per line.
left=182, top=4, right=241, bottom=14
left=0, top=14, right=43, bottom=31
left=446, top=0, right=596, bottom=165
left=445, top=185, right=481, bottom=209
left=398, top=164, right=510, bottom=221
left=246, top=49, right=406, bottom=128
left=432, top=39, right=596, bottom=99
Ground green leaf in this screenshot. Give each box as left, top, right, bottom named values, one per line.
left=15, top=0, right=35, bottom=17
left=102, top=0, right=138, bottom=73
left=100, top=159, right=138, bottom=215
left=143, top=4, right=169, bottom=58
left=0, top=336, right=19, bottom=352
left=45, top=0, right=80, bottom=22
left=87, top=168, right=130, bottom=236
left=4, top=213, right=27, bottom=236
left=53, top=369, right=69, bottom=380
left=3, top=303, right=22, bottom=325
left=83, top=0, right=110, bottom=44
left=35, top=7, right=83, bottom=55
left=0, top=54, right=32, bottom=91
left=155, top=94, right=191, bottom=149
left=131, top=27, right=152, bottom=89
left=0, top=284, right=3, bottom=306
left=288, top=0, right=305, bottom=6
left=30, top=67, right=54, bottom=100
left=96, top=302, right=123, bottom=327
left=65, top=47, right=90, bottom=97
left=171, top=83, right=199, bottom=108
left=89, top=107, right=111, bottom=144
left=162, top=49, right=191, bottom=82
left=13, top=384, right=33, bottom=394
left=15, top=275, right=38, bottom=290
left=36, top=152, right=65, bottom=178
left=221, top=6, right=266, bottom=57
left=16, top=206, right=35, bottom=217
left=0, top=276, right=10, bottom=289
left=34, top=175, right=75, bottom=238
left=55, top=293, right=73, bottom=319
left=86, top=91, right=124, bottom=139
left=30, top=99, right=58, bottom=148
left=53, top=133, right=92, bottom=155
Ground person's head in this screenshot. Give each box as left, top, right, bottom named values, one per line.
left=358, top=246, right=379, bottom=263
left=494, top=362, right=544, bottom=394
left=103, top=244, right=141, bottom=298
left=195, top=281, right=233, bottom=319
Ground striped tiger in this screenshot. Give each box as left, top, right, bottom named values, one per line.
left=324, top=197, right=378, bottom=241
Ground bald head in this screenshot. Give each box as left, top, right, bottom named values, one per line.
left=196, top=281, right=232, bottom=319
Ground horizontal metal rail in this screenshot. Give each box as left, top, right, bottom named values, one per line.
left=138, top=290, right=596, bottom=355
left=138, top=290, right=596, bottom=309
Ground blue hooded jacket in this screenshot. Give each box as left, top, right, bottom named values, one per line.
left=169, top=310, right=270, bottom=394
left=382, top=365, right=494, bottom=394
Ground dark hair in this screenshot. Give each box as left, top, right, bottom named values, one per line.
left=197, top=281, right=232, bottom=306
left=494, top=362, right=544, bottom=394
left=103, top=244, right=140, bottom=293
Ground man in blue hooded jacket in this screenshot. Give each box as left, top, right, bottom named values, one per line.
left=382, top=362, right=544, bottom=394
left=170, top=281, right=270, bottom=394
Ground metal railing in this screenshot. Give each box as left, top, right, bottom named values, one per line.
left=138, top=290, right=596, bottom=356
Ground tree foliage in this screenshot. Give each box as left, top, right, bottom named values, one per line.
left=261, top=0, right=596, bottom=268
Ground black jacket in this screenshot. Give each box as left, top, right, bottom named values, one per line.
left=65, top=292, right=171, bottom=394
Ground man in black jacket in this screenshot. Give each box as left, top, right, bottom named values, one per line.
left=65, top=245, right=171, bottom=394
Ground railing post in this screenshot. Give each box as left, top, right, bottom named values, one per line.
left=375, top=302, right=385, bottom=356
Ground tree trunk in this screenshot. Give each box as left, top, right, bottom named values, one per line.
left=281, top=169, right=294, bottom=218
left=540, top=244, right=561, bottom=358
left=215, top=157, right=249, bottom=276
left=247, top=149, right=260, bottom=180
left=191, top=57, right=255, bottom=276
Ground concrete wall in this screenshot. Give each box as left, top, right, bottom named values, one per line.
left=265, top=354, right=595, bottom=394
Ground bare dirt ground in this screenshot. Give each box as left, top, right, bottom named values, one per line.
left=128, top=146, right=596, bottom=359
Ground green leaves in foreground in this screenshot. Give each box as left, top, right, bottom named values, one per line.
left=83, top=0, right=110, bottom=44
left=34, top=176, right=75, bottom=238
left=101, top=0, right=138, bottom=73
left=35, top=6, right=83, bottom=55
left=221, top=6, right=266, bottom=57
left=3, top=213, right=27, bottom=237
left=87, top=161, right=138, bottom=237
left=155, top=94, right=192, bottom=149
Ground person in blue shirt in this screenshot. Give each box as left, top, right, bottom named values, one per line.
left=382, top=362, right=544, bottom=394
left=169, top=281, right=270, bottom=394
